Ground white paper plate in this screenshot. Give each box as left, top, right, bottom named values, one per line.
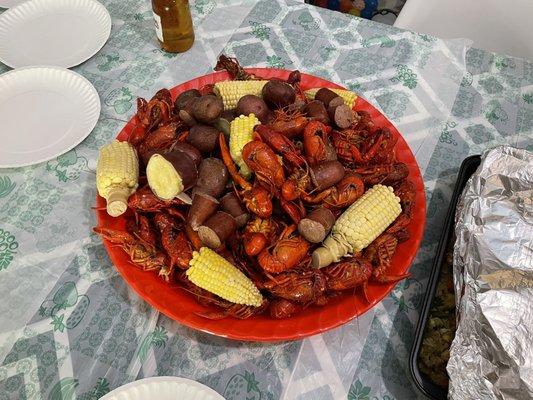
left=100, top=377, right=225, bottom=400
left=0, top=66, right=100, bottom=168
left=0, top=0, right=25, bottom=9
left=0, top=0, right=111, bottom=68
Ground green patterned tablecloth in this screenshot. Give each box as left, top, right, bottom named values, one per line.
left=0, top=1, right=532, bottom=399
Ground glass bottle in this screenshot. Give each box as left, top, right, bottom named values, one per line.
left=151, top=0, right=195, bottom=53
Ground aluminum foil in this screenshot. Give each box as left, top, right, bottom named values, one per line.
left=447, top=146, right=533, bottom=399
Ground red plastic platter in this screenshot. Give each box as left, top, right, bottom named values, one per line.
left=96, top=68, right=426, bottom=342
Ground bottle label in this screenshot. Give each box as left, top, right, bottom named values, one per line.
left=152, top=12, right=164, bottom=42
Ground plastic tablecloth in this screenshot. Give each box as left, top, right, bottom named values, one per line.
left=0, top=1, right=531, bottom=399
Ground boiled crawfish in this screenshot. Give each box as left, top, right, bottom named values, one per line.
left=302, top=173, right=365, bottom=209
left=341, top=110, right=375, bottom=139
left=364, top=232, right=410, bottom=284
left=268, top=108, right=309, bottom=138
left=279, top=197, right=306, bottom=224
left=263, top=268, right=327, bottom=303
left=153, top=212, right=179, bottom=231
left=333, top=128, right=396, bottom=166
left=386, top=180, right=415, bottom=234
left=214, top=55, right=264, bottom=80
left=281, top=168, right=312, bottom=201
left=242, top=140, right=285, bottom=194
left=129, top=89, right=174, bottom=146
left=128, top=185, right=186, bottom=214
left=152, top=212, right=192, bottom=271
left=242, top=131, right=307, bottom=221
left=242, top=217, right=277, bottom=256
left=128, top=214, right=158, bottom=247
left=93, top=227, right=168, bottom=274
left=282, top=168, right=364, bottom=209
left=303, top=120, right=336, bottom=166
left=364, top=128, right=397, bottom=165
left=352, top=162, right=409, bottom=186
left=257, top=225, right=310, bottom=274
left=197, top=299, right=270, bottom=320
left=322, top=256, right=373, bottom=301
left=180, top=280, right=269, bottom=319
left=254, top=125, right=306, bottom=168
left=137, top=122, right=183, bottom=159
left=286, top=70, right=308, bottom=103
left=269, top=298, right=303, bottom=319
left=219, top=133, right=273, bottom=218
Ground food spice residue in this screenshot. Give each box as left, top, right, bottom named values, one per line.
left=418, top=243, right=456, bottom=388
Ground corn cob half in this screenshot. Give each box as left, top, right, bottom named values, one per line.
left=214, top=80, right=268, bottom=110
left=187, top=247, right=263, bottom=307
left=306, top=88, right=358, bottom=108
left=229, top=114, right=260, bottom=179
left=96, top=140, right=139, bottom=217
left=312, top=184, right=401, bottom=268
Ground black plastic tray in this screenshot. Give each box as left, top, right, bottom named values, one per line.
left=409, top=155, right=481, bottom=399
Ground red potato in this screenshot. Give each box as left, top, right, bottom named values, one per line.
left=172, top=142, right=202, bottom=167
left=187, top=124, right=220, bottom=154
left=262, top=80, right=296, bottom=109
left=192, top=95, right=224, bottom=124
left=198, top=211, right=237, bottom=249
left=236, top=95, right=270, bottom=124
left=220, top=192, right=249, bottom=227
left=146, top=151, right=198, bottom=201
left=188, top=192, right=219, bottom=231
left=179, top=109, right=197, bottom=127
left=139, top=142, right=201, bottom=170
left=179, top=96, right=202, bottom=126
left=298, top=207, right=335, bottom=243
left=174, top=89, right=201, bottom=113
left=310, top=161, right=345, bottom=191
left=194, top=158, right=229, bottom=198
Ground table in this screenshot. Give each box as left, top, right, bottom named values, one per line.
left=0, top=1, right=531, bottom=399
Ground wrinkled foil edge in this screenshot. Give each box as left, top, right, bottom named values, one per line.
left=447, top=146, right=533, bottom=400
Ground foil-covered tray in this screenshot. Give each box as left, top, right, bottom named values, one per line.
left=410, top=155, right=481, bottom=399
left=448, top=146, right=533, bottom=400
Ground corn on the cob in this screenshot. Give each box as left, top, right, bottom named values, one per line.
left=187, top=247, right=263, bottom=307
left=306, top=88, right=358, bottom=108
left=214, top=80, right=268, bottom=110
left=312, top=184, right=401, bottom=268
left=229, top=114, right=260, bottom=179
left=96, top=140, right=139, bottom=217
